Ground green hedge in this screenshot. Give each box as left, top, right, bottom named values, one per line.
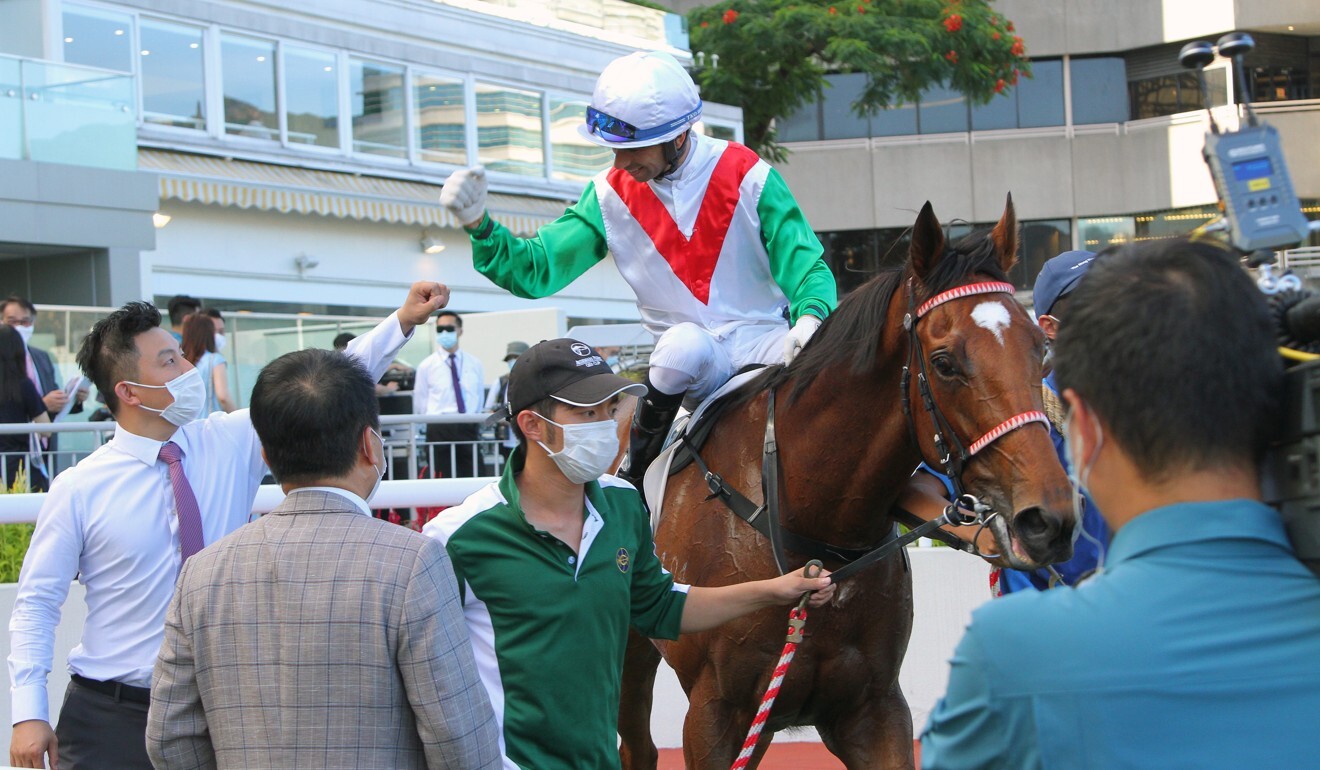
left=0, top=471, right=35, bottom=583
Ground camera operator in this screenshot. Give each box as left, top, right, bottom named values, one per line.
left=921, top=238, right=1320, bottom=769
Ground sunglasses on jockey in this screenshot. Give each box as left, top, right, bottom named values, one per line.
left=585, top=104, right=703, bottom=143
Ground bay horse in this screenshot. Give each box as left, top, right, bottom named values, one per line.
left=617, top=196, right=1074, bottom=769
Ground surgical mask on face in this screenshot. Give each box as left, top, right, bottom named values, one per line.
left=1063, top=409, right=1107, bottom=571
left=437, top=330, right=459, bottom=351
left=367, top=428, right=386, bottom=503
left=14, top=325, right=33, bottom=345
left=214, top=333, right=227, bottom=352
left=126, top=367, right=206, bottom=426
left=534, top=413, right=620, bottom=485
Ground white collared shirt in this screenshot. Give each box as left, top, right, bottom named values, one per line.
left=413, top=349, right=485, bottom=416
left=8, top=313, right=412, bottom=724
left=295, top=486, right=373, bottom=516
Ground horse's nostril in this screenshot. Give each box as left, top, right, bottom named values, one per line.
left=1013, top=506, right=1058, bottom=545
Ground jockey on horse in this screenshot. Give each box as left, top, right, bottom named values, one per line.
left=439, top=51, right=836, bottom=487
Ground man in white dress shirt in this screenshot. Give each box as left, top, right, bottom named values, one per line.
left=7, top=282, right=450, bottom=770
left=412, top=310, right=485, bottom=479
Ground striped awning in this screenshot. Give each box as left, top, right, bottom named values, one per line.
left=139, top=149, right=571, bottom=236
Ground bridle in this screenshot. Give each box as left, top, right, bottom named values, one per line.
left=900, top=278, right=1050, bottom=509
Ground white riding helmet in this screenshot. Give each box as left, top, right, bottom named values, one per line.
left=578, top=51, right=702, bottom=150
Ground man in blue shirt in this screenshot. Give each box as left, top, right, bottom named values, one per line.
left=1001, top=250, right=1110, bottom=593
left=921, top=238, right=1320, bottom=769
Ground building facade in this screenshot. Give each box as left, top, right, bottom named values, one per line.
left=758, top=0, right=1320, bottom=296
left=0, top=0, right=742, bottom=321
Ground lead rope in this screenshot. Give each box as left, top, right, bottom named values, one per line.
left=729, top=560, right=824, bottom=770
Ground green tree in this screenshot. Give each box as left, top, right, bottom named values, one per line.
left=688, top=0, right=1029, bottom=160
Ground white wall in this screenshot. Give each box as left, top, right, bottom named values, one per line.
left=0, top=549, right=988, bottom=757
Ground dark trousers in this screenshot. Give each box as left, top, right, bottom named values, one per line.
left=56, top=679, right=152, bottom=770
left=426, top=423, right=480, bottom=479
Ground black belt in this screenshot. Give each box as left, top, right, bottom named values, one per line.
left=71, top=674, right=150, bottom=704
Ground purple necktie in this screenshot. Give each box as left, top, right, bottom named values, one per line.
left=447, top=354, right=467, bottom=413
left=158, top=442, right=205, bottom=561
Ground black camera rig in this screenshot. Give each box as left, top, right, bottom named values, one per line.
left=1178, top=34, right=1320, bottom=575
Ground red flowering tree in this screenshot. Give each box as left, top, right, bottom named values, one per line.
left=687, top=0, right=1029, bottom=160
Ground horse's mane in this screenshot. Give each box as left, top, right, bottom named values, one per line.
left=735, top=226, right=1011, bottom=406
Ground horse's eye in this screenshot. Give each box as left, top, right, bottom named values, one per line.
left=931, top=354, right=960, bottom=378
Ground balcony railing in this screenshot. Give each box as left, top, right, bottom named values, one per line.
left=0, top=54, right=136, bottom=171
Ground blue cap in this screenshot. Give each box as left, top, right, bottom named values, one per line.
left=1032, top=250, right=1097, bottom=317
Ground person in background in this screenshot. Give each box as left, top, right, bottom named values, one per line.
left=920, top=239, right=1320, bottom=768
left=484, top=340, right=528, bottom=471
left=7, top=283, right=445, bottom=770
left=412, top=311, right=484, bottom=479
left=594, top=346, right=621, bottom=373
left=165, top=295, right=200, bottom=342
left=0, top=325, right=49, bottom=491
left=180, top=314, right=235, bottom=414
left=333, top=332, right=356, bottom=352
left=998, top=250, right=1109, bottom=593
left=203, top=308, right=227, bottom=354
left=3, top=295, right=86, bottom=484
left=147, top=347, right=500, bottom=770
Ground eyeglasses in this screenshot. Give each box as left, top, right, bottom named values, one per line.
left=584, top=103, right=703, bottom=144
left=436, top=324, right=457, bottom=333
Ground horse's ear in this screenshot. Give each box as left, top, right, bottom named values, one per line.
left=909, top=201, right=945, bottom=282
left=990, top=193, right=1019, bottom=273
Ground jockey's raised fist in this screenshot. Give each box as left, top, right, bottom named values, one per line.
left=440, top=166, right=488, bottom=229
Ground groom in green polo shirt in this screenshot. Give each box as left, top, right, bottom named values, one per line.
left=423, top=338, right=833, bottom=769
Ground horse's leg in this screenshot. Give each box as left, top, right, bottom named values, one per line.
left=816, top=682, right=914, bottom=770
left=680, top=683, right=755, bottom=770
left=618, top=629, right=662, bottom=770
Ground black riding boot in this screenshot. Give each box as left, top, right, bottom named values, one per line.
left=617, top=385, right=684, bottom=487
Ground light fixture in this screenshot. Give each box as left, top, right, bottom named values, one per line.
left=64, top=37, right=73, bottom=43
left=114, top=29, right=124, bottom=36
left=420, top=230, right=445, bottom=254
left=189, top=42, right=199, bottom=49
left=1288, top=25, right=1295, bottom=31
left=140, top=49, right=150, bottom=56
left=294, top=253, right=320, bottom=273
left=152, top=212, right=172, bottom=228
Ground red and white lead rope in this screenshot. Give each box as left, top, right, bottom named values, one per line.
left=729, top=605, right=809, bottom=770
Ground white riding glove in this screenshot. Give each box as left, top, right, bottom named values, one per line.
left=783, top=314, right=822, bottom=364
left=439, top=166, right=488, bottom=227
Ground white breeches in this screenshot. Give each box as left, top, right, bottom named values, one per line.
left=647, top=322, right=788, bottom=400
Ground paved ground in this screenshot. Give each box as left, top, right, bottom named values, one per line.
left=657, top=740, right=922, bottom=768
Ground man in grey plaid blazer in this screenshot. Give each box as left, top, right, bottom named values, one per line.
left=147, top=347, right=500, bottom=769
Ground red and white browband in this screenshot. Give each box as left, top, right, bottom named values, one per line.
left=916, top=281, right=1017, bottom=319
left=968, top=411, right=1050, bottom=456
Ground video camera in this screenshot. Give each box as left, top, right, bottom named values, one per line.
left=1179, top=34, right=1320, bottom=575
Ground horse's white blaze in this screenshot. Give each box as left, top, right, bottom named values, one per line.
left=972, top=301, right=1012, bottom=345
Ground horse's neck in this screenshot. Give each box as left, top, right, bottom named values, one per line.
left=772, top=288, right=922, bottom=547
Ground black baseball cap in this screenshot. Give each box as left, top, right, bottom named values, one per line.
left=506, top=338, right=645, bottom=416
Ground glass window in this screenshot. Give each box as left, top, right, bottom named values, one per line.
left=350, top=58, right=405, bottom=158
left=918, top=82, right=968, bottom=134
left=476, top=82, right=544, bottom=177
left=284, top=46, right=338, bottom=148
left=971, top=91, right=1017, bottom=131
left=1017, top=59, right=1064, bottom=128
left=821, top=73, right=870, bottom=140
left=821, top=229, right=878, bottom=296
left=702, top=123, right=737, bottom=142
left=140, top=19, right=206, bottom=130
left=1079, top=215, right=1135, bottom=251
left=870, top=101, right=918, bottom=137
left=549, top=97, right=609, bottom=182
left=414, top=72, right=466, bottom=166
left=1015, top=220, right=1072, bottom=289
left=221, top=34, right=277, bottom=140
left=777, top=100, right=820, bottom=142
left=1070, top=58, right=1128, bottom=125
left=62, top=4, right=133, bottom=73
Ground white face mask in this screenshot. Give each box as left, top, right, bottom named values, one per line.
left=534, top=413, right=619, bottom=485
left=214, top=333, right=227, bottom=352
left=126, top=367, right=206, bottom=426
left=14, top=325, right=33, bottom=345
left=1063, top=407, right=1107, bottom=569
left=367, top=428, right=386, bottom=503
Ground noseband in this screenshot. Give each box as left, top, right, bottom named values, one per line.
left=900, top=278, right=1049, bottom=504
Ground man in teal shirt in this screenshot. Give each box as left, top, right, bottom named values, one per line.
left=921, top=238, right=1320, bottom=769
